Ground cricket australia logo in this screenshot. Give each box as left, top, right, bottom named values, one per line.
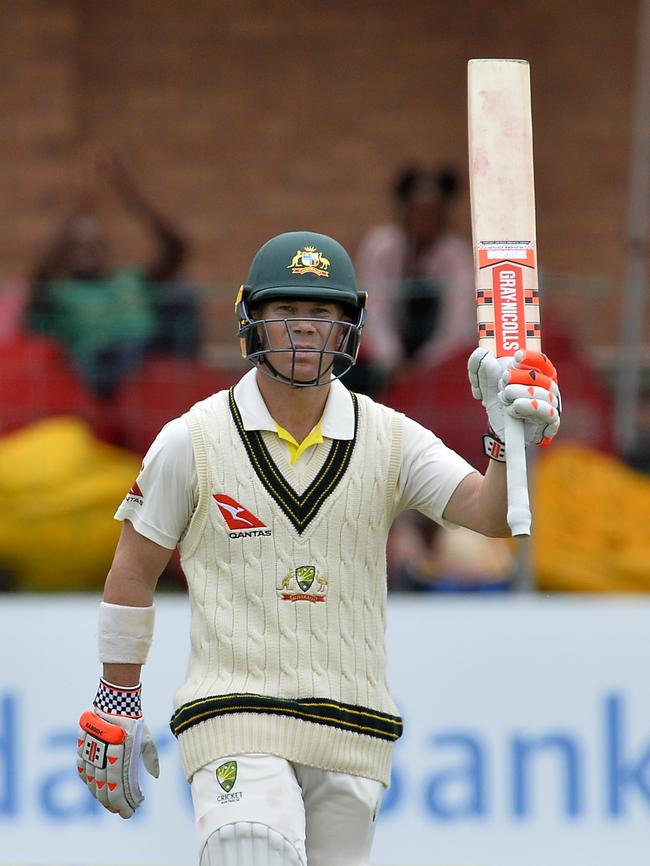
left=216, top=760, right=242, bottom=803
left=288, top=246, right=330, bottom=278
left=278, top=565, right=328, bottom=603
left=216, top=760, right=237, bottom=792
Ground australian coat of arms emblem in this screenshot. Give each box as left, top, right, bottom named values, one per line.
left=288, top=246, right=330, bottom=278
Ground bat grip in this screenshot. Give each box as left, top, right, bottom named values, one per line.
left=504, top=413, right=531, bottom=537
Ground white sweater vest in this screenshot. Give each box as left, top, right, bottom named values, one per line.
left=172, top=387, right=403, bottom=785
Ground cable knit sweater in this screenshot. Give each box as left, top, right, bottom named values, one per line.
left=171, top=387, right=404, bottom=785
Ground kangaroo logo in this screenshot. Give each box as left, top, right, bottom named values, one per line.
left=213, top=494, right=267, bottom=530
left=278, top=566, right=328, bottom=603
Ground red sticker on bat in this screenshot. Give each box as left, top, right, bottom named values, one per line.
left=492, top=263, right=527, bottom=355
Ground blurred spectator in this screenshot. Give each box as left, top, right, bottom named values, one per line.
left=26, top=149, right=199, bottom=398
left=350, top=164, right=475, bottom=395
left=387, top=511, right=515, bottom=592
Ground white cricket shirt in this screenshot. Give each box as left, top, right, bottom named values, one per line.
left=115, top=368, right=477, bottom=547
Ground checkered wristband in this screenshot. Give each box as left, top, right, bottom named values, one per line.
left=483, top=430, right=506, bottom=463
left=93, top=678, right=143, bottom=719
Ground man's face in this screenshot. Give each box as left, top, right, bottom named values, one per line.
left=66, top=216, right=110, bottom=280
left=401, top=187, right=445, bottom=246
left=253, top=298, right=349, bottom=384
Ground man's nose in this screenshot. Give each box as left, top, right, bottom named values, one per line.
left=290, top=318, right=316, bottom=333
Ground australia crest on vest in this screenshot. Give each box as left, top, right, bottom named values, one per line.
left=278, top=565, right=328, bottom=603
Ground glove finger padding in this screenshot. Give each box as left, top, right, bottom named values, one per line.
left=77, top=710, right=132, bottom=817
left=467, top=347, right=507, bottom=441
left=500, top=350, right=561, bottom=446
left=78, top=710, right=158, bottom=819
left=501, top=383, right=560, bottom=411
left=512, top=349, right=558, bottom=381
left=469, top=346, right=561, bottom=452
left=505, top=397, right=561, bottom=443
left=502, top=368, right=556, bottom=393
left=503, top=349, right=559, bottom=391
left=468, top=347, right=502, bottom=401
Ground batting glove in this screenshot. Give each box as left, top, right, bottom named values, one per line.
left=77, top=679, right=159, bottom=819
left=468, top=347, right=561, bottom=452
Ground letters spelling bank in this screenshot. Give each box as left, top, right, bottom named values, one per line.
left=2, top=692, right=650, bottom=823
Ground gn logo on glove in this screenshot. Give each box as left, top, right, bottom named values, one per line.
left=80, top=734, right=109, bottom=769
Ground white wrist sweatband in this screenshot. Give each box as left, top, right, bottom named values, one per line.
left=98, top=602, right=155, bottom=664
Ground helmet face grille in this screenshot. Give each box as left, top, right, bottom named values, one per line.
left=237, top=301, right=365, bottom=388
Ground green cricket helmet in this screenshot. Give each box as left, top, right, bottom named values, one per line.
left=236, top=230, right=367, bottom=387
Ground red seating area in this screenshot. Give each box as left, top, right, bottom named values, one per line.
left=0, top=326, right=615, bottom=465
left=0, top=335, right=97, bottom=436
left=379, top=344, right=486, bottom=467
left=112, top=355, right=240, bottom=454
left=377, top=329, right=614, bottom=468
left=0, top=335, right=240, bottom=455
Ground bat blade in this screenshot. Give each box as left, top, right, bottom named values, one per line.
left=468, top=58, right=541, bottom=537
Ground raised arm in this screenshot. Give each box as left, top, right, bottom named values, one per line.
left=453, top=347, right=561, bottom=537
left=442, top=460, right=509, bottom=537
left=102, top=152, right=187, bottom=282
left=31, top=150, right=104, bottom=286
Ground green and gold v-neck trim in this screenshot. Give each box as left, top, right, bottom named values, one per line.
left=228, top=388, right=358, bottom=534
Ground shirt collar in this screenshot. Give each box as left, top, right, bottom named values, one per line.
left=233, top=368, right=355, bottom=440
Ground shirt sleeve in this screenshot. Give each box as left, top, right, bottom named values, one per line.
left=114, top=417, right=198, bottom=549
left=397, top=415, right=479, bottom=527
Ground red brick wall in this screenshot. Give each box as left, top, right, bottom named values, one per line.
left=0, top=1, right=639, bottom=339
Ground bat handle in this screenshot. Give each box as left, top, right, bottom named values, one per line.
left=504, top=412, right=531, bottom=537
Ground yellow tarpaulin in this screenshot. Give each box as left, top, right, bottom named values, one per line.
left=533, top=443, right=650, bottom=592
left=0, top=416, right=140, bottom=591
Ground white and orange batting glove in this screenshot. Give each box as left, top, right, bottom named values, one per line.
left=468, top=347, right=561, bottom=461
left=77, top=679, right=159, bottom=819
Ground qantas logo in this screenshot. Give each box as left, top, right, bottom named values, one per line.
left=213, top=494, right=272, bottom=539
left=126, top=478, right=144, bottom=503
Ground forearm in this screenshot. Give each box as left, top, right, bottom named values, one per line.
left=99, top=521, right=172, bottom=686
left=103, top=662, right=142, bottom=688
left=442, top=462, right=510, bottom=537
left=475, top=459, right=510, bottom=537
left=99, top=597, right=153, bottom=688
left=101, top=571, right=155, bottom=687
left=111, top=166, right=186, bottom=280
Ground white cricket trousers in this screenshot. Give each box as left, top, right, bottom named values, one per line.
left=191, top=753, right=384, bottom=866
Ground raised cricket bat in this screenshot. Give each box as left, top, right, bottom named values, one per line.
left=467, top=58, right=541, bottom=537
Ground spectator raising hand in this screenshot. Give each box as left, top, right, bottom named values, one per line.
left=27, top=147, right=198, bottom=399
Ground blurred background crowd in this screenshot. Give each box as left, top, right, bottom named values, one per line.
left=0, top=0, right=648, bottom=596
